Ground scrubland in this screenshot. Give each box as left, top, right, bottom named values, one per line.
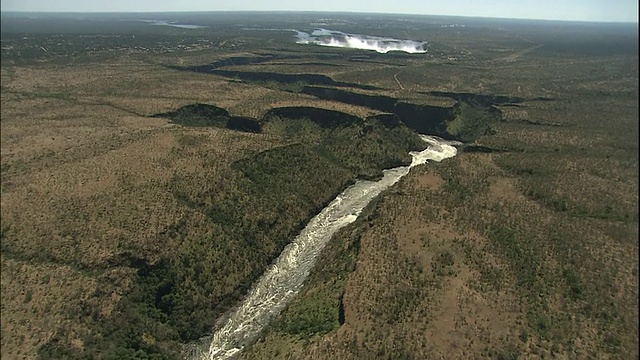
left=1, top=13, right=637, bottom=359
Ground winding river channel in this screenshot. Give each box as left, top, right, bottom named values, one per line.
left=193, top=135, right=459, bottom=360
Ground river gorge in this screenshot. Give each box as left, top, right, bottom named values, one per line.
left=188, top=135, right=459, bottom=359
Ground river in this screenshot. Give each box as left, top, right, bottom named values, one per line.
left=189, top=135, right=459, bottom=360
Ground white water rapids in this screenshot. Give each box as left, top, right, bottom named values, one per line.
left=195, top=135, right=458, bottom=360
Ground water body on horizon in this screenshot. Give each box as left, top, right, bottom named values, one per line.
left=190, top=135, right=459, bottom=360
left=139, top=19, right=208, bottom=29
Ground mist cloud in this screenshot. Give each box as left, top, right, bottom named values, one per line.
left=295, top=29, right=427, bottom=54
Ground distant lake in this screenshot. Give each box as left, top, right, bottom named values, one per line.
left=139, top=20, right=207, bottom=29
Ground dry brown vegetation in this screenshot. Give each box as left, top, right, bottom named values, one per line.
left=1, top=58, right=283, bottom=358
left=241, top=21, right=638, bottom=360
left=1, top=28, right=428, bottom=357
left=245, top=90, right=639, bottom=358
left=1, top=13, right=638, bottom=360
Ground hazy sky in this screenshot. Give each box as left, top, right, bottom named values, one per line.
left=1, top=0, right=638, bottom=23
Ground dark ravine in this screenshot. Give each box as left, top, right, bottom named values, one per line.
left=348, top=54, right=409, bottom=66
left=174, top=52, right=361, bottom=72
left=151, top=103, right=231, bottom=128
left=300, top=86, right=455, bottom=137
left=425, top=91, right=526, bottom=106
left=171, top=64, right=379, bottom=91
left=338, top=294, right=346, bottom=326
left=166, top=56, right=520, bottom=141
left=227, top=116, right=262, bottom=133
left=151, top=104, right=406, bottom=137
left=183, top=54, right=283, bottom=70
left=263, top=107, right=361, bottom=128
left=151, top=104, right=262, bottom=133
left=150, top=93, right=502, bottom=144
left=299, top=86, right=515, bottom=142
left=424, top=90, right=555, bottom=106
left=167, top=52, right=367, bottom=89
left=461, top=144, right=507, bottom=153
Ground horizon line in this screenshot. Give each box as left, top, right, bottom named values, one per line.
left=1, top=10, right=638, bottom=24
